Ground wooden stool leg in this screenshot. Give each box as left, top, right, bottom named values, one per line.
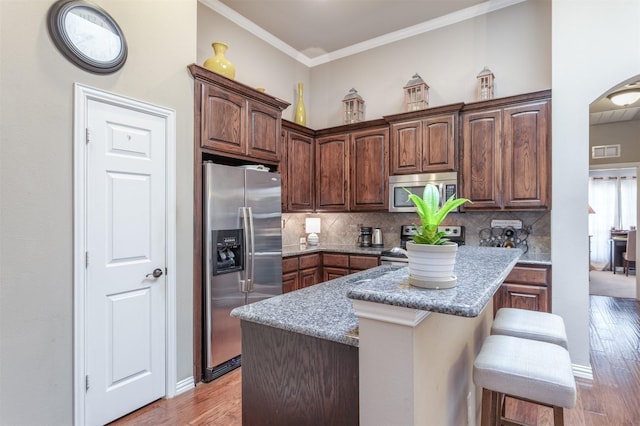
left=481, top=388, right=500, bottom=426
left=553, top=406, right=564, bottom=426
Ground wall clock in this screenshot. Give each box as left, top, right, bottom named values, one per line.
left=48, top=0, right=128, bottom=74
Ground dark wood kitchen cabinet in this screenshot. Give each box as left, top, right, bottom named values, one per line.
left=386, top=103, right=463, bottom=175
left=282, top=253, right=321, bottom=293
left=460, top=90, right=550, bottom=211
left=189, top=64, right=289, bottom=163
left=315, top=123, right=388, bottom=212
left=322, top=253, right=350, bottom=281
left=494, top=264, right=551, bottom=314
left=350, top=127, right=389, bottom=211
left=322, top=253, right=379, bottom=281
left=281, top=122, right=315, bottom=212
left=315, top=134, right=350, bottom=211
left=282, top=256, right=300, bottom=293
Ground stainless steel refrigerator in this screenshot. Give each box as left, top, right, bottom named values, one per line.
left=203, top=162, right=282, bottom=382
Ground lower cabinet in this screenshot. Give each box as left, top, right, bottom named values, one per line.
left=322, top=253, right=379, bottom=282
left=283, top=252, right=380, bottom=293
left=298, top=253, right=322, bottom=289
left=282, top=257, right=299, bottom=294
left=282, top=253, right=321, bottom=293
left=494, top=264, right=551, bottom=314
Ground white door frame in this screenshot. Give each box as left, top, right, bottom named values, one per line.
left=589, top=161, right=640, bottom=300
left=73, top=83, right=177, bottom=425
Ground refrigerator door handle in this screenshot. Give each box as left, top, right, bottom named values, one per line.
left=240, top=207, right=251, bottom=293
left=246, top=206, right=255, bottom=292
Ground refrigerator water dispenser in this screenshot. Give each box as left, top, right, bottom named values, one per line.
left=211, top=229, right=244, bottom=275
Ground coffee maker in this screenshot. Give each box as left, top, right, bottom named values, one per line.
left=358, top=226, right=372, bottom=247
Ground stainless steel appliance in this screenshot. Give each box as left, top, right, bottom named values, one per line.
left=372, top=228, right=384, bottom=247
left=388, top=172, right=458, bottom=213
left=203, top=162, right=282, bottom=382
left=380, top=225, right=465, bottom=264
left=358, top=226, right=373, bottom=247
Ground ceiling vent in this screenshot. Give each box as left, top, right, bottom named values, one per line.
left=592, top=144, right=621, bottom=159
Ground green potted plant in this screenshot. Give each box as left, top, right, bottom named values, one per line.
left=404, top=185, right=471, bottom=289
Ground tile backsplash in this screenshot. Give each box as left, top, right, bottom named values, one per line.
left=283, top=210, right=550, bottom=253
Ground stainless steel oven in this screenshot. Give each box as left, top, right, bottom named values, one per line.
left=388, top=172, right=458, bottom=213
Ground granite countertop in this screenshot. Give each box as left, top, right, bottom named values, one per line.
left=283, top=244, right=550, bottom=266
left=283, top=244, right=384, bottom=257
left=347, top=246, right=522, bottom=316
left=516, top=252, right=551, bottom=265
left=232, top=246, right=521, bottom=347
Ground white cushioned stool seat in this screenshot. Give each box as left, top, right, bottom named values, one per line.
left=474, top=335, right=576, bottom=410
left=492, top=307, right=568, bottom=349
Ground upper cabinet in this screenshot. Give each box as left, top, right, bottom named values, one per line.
left=350, top=127, right=389, bottom=211
left=386, top=103, right=463, bottom=175
left=282, top=121, right=315, bottom=212
left=315, top=122, right=389, bottom=212
left=189, top=64, right=289, bottom=164
left=315, top=133, right=350, bottom=211
left=460, top=90, right=551, bottom=211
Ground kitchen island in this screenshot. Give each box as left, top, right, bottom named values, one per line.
left=231, top=246, right=522, bottom=425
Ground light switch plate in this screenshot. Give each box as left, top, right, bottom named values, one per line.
left=490, top=219, right=523, bottom=229
left=299, top=237, right=306, bottom=244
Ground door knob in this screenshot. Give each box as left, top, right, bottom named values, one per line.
left=146, top=268, right=163, bottom=278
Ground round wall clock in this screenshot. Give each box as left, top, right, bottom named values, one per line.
left=48, top=0, right=128, bottom=74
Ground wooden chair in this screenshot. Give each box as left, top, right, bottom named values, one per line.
left=623, top=229, right=636, bottom=276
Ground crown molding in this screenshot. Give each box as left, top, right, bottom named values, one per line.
left=200, top=0, right=527, bottom=68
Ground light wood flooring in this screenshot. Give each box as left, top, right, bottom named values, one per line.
left=111, top=295, right=640, bottom=426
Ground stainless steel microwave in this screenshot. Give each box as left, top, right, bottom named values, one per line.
left=388, top=172, right=459, bottom=212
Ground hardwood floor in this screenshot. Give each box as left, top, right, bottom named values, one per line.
left=109, top=368, right=242, bottom=426
left=112, top=295, right=640, bottom=426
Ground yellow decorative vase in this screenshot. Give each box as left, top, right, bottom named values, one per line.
left=203, top=42, right=235, bottom=80
left=294, top=82, right=306, bottom=126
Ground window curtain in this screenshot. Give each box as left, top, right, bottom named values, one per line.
left=588, top=175, right=637, bottom=266
left=620, top=177, right=637, bottom=229
left=589, top=178, right=617, bottom=265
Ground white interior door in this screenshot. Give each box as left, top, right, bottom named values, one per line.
left=85, top=98, right=167, bottom=425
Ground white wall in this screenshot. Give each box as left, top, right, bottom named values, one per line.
left=552, top=0, right=640, bottom=369
left=0, top=0, right=197, bottom=424
left=197, top=3, right=311, bottom=123
left=309, top=0, right=550, bottom=128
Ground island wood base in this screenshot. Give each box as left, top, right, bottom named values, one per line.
left=240, top=320, right=359, bottom=425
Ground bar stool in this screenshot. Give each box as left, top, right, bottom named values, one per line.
left=474, top=334, right=576, bottom=426
left=491, top=307, right=568, bottom=349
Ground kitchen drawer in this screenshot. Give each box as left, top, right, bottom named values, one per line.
left=323, top=253, right=349, bottom=268
left=349, top=255, right=379, bottom=270
left=282, top=256, right=299, bottom=274
left=505, top=265, right=549, bottom=286
left=299, top=253, right=321, bottom=269
left=323, top=267, right=349, bottom=282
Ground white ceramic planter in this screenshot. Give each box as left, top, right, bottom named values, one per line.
left=406, top=241, right=458, bottom=289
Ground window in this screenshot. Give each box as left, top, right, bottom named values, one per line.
left=589, top=169, right=637, bottom=266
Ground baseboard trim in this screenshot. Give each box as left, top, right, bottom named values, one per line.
left=175, top=376, right=195, bottom=396
left=572, top=363, right=593, bottom=381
